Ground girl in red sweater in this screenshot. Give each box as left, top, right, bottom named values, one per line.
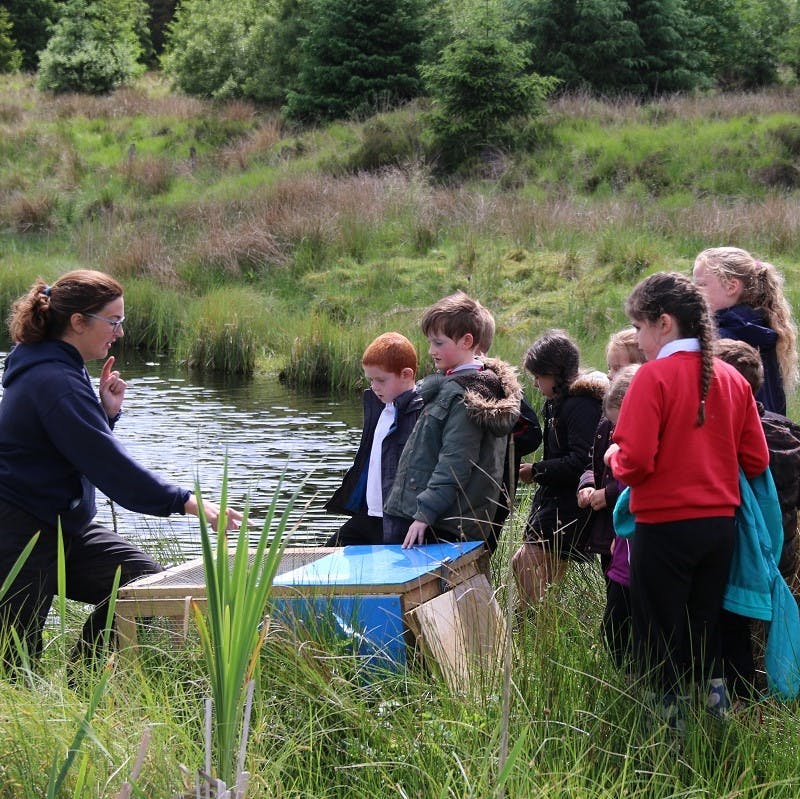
left=606, top=272, right=769, bottom=727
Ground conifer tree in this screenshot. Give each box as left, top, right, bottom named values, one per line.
left=0, top=7, right=22, bottom=72
left=422, top=2, right=555, bottom=171
left=285, top=0, right=423, bottom=121
left=1, top=0, right=60, bottom=70
left=627, top=0, right=703, bottom=93
left=37, top=0, right=145, bottom=93
left=515, top=0, right=643, bottom=94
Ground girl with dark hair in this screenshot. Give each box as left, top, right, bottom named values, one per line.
left=0, top=270, right=241, bottom=668
left=606, top=271, right=769, bottom=725
left=512, top=329, right=607, bottom=605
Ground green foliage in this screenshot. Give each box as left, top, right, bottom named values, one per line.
left=162, top=0, right=311, bottom=106
left=1, top=0, right=60, bottom=71
left=244, top=0, right=313, bottom=105
left=785, top=5, right=800, bottom=81
left=280, top=315, right=371, bottom=392
left=421, top=4, right=556, bottom=171
left=518, top=0, right=708, bottom=95
left=688, top=0, right=793, bottom=89
left=192, top=469, right=293, bottom=788
left=144, top=0, right=179, bottom=59
left=0, top=7, right=22, bottom=73
left=345, top=110, right=424, bottom=172
left=514, top=0, right=644, bottom=95
left=36, top=0, right=146, bottom=94
left=161, top=0, right=254, bottom=99
left=285, top=0, right=424, bottom=121
left=628, top=0, right=706, bottom=94
left=176, top=287, right=267, bottom=374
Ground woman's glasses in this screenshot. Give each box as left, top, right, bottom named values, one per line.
left=84, top=312, right=125, bottom=332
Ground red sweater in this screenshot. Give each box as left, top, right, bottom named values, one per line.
left=610, top=351, right=769, bottom=524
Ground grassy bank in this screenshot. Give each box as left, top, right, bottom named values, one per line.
left=2, top=501, right=799, bottom=798
left=2, top=76, right=800, bottom=797
left=1, top=74, right=799, bottom=396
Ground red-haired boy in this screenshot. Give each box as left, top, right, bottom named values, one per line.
left=325, top=332, right=422, bottom=545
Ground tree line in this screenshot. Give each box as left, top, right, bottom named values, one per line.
left=1, top=0, right=799, bottom=169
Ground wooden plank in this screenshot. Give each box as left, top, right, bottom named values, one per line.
left=407, top=573, right=506, bottom=694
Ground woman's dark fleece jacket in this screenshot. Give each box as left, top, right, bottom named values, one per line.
left=0, top=341, right=188, bottom=536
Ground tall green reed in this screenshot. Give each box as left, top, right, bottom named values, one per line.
left=116, top=278, right=185, bottom=354
left=192, top=466, right=296, bottom=789
left=0, top=524, right=121, bottom=799
left=280, top=315, right=370, bottom=392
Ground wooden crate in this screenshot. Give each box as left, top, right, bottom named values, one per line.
left=116, top=542, right=500, bottom=682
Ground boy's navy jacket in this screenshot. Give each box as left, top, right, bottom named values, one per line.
left=325, top=387, right=423, bottom=542
left=716, top=303, right=786, bottom=414
left=0, top=340, right=188, bottom=535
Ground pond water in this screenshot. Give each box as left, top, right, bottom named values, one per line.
left=0, top=351, right=364, bottom=561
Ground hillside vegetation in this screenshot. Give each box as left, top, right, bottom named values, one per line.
left=1, top=74, right=799, bottom=398
left=2, top=74, right=800, bottom=797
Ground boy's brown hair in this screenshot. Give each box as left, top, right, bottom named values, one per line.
left=421, top=291, right=489, bottom=346
left=713, top=338, right=764, bottom=395
left=362, top=332, right=417, bottom=375
left=474, top=303, right=496, bottom=354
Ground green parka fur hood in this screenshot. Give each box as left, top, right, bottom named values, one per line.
left=385, top=357, right=522, bottom=543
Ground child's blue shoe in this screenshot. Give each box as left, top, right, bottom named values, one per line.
left=706, top=678, right=731, bottom=719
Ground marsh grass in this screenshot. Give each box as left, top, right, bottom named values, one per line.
left=115, top=277, right=184, bottom=353
left=1, top=497, right=800, bottom=796
left=175, top=286, right=268, bottom=374
left=280, top=316, right=371, bottom=392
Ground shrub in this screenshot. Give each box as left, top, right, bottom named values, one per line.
left=162, top=0, right=280, bottom=102
left=161, top=0, right=250, bottom=99
left=345, top=110, right=424, bottom=172
left=421, top=4, right=556, bottom=172
left=0, top=8, right=22, bottom=73
left=285, top=0, right=424, bottom=121
left=37, top=0, right=145, bottom=94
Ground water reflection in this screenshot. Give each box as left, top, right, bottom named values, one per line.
left=0, top=351, right=363, bottom=561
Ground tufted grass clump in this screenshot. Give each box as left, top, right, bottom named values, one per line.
left=280, top=316, right=370, bottom=393
left=175, top=286, right=268, bottom=374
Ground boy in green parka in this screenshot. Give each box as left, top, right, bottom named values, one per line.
left=385, top=292, right=522, bottom=548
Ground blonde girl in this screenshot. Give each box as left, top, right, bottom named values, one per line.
left=693, top=246, right=798, bottom=414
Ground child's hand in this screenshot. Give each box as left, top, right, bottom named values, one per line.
left=518, top=463, right=534, bottom=484
left=589, top=489, right=608, bottom=510
left=402, top=520, right=427, bottom=548
left=604, top=443, right=620, bottom=468
left=577, top=487, right=594, bottom=508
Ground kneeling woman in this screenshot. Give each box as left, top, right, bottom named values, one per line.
left=0, top=270, right=241, bottom=667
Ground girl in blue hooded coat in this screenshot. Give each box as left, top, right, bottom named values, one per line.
left=693, top=246, right=797, bottom=415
